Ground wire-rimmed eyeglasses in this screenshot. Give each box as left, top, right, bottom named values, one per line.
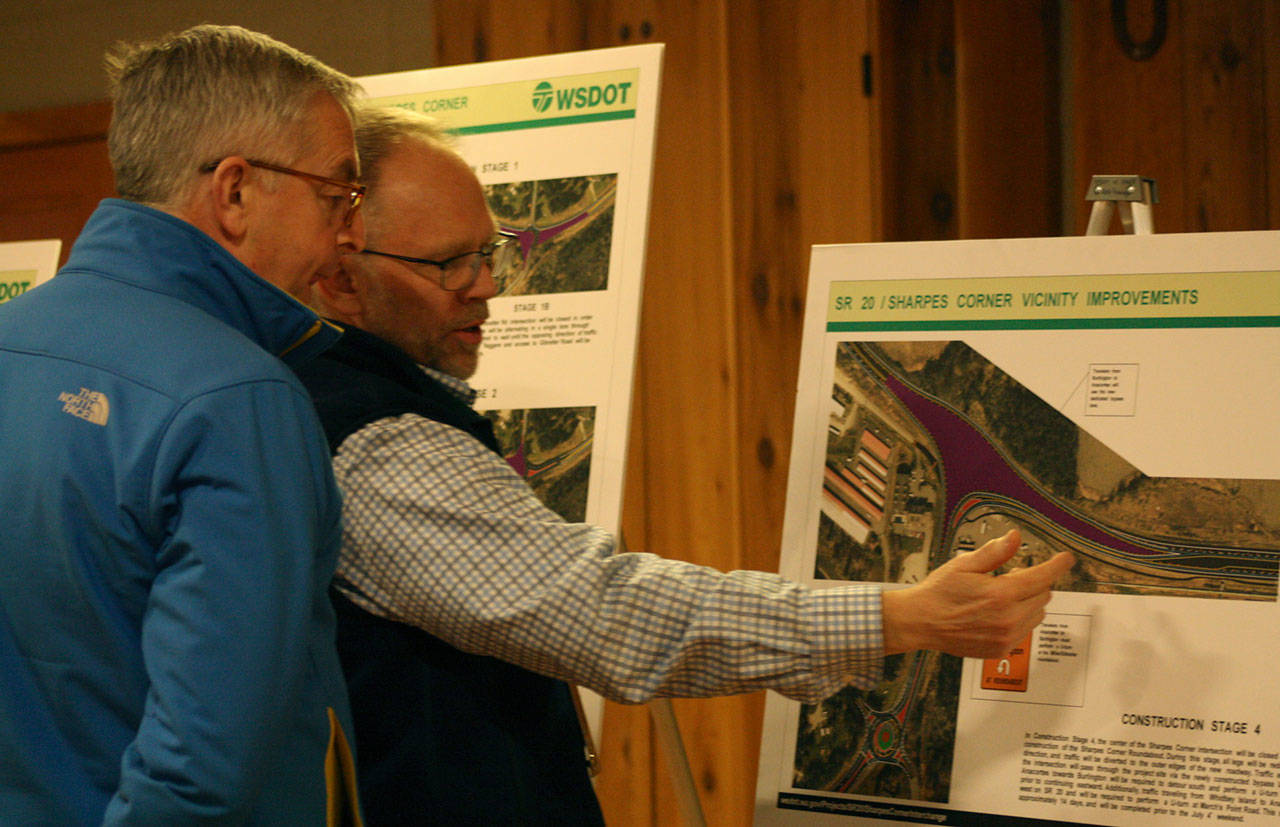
left=361, top=230, right=520, bottom=292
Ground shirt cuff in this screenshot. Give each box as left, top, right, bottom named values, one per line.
left=803, top=583, right=885, bottom=699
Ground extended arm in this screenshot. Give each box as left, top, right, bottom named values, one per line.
left=332, top=415, right=886, bottom=704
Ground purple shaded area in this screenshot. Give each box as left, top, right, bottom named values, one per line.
left=882, top=372, right=1165, bottom=558
left=502, top=211, right=589, bottom=259
left=505, top=443, right=527, bottom=478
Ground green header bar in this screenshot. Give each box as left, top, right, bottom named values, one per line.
left=0, top=269, right=37, bottom=304
left=827, top=270, right=1280, bottom=331
left=454, top=108, right=635, bottom=135
left=371, top=68, right=640, bottom=134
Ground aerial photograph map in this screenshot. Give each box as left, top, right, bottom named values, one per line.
left=792, top=339, right=1280, bottom=803
left=485, top=173, right=616, bottom=297
left=487, top=405, right=596, bottom=523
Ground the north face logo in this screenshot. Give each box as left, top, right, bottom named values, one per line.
left=58, top=388, right=109, bottom=426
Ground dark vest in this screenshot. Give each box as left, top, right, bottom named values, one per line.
left=295, top=325, right=603, bottom=826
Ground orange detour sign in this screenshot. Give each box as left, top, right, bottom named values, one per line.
left=981, top=634, right=1032, bottom=692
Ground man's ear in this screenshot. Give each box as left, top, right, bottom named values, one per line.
left=206, top=157, right=253, bottom=243
left=312, top=258, right=367, bottom=321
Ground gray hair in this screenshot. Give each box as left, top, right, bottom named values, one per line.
left=353, top=104, right=459, bottom=194
left=105, top=24, right=361, bottom=206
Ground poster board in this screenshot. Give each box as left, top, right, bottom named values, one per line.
left=356, top=45, right=663, bottom=739
left=755, top=230, right=1280, bottom=826
left=0, top=240, right=61, bottom=305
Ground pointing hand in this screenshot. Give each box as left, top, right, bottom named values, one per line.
left=881, top=529, right=1074, bottom=659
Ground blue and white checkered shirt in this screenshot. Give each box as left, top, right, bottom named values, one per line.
left=330, top=369, right=885, bottom=704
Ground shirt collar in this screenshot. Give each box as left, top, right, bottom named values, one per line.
left=418, top=364, right=477, bottom=406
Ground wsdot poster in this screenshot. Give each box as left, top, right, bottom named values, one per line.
left=755, top=230, right=1280, bottom=826
left=0, top=240, right=61, bottom=305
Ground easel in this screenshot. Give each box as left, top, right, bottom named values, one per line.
left=1084, top=174, right=1157, bottom=235
left=579, top=698, right=706, bottom=826
left=650, top=698, right=706, bottom=826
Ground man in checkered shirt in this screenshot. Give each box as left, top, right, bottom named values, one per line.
left=297, top=105, right=1074, bottom=825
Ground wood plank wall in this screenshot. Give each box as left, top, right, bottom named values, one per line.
left=954, top=1, right=1062, bottom=239
left=0, top=102, right=112, bottom=263
left=878, top=0, right=1061, bottom=242
left=0, top=2, right=1275, bottom=824
left=1067, top=0, right=1280, bottom=234
left=878, top=0, right=958, bottom=241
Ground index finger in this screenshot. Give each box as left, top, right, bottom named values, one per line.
left=1002, top=551, right=1075, bottom=596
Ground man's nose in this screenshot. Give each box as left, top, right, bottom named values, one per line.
left=466, top=258, right=500, bottom=300
left=337, top=209, right=365, bottom=253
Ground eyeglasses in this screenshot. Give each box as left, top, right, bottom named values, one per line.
left=361, top=231, right=520, bottom=292
left=198, top=158, right=365, bottom=226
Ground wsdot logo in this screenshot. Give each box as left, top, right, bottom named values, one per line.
left=532, top=81, right=554, bottom=113
left=530, top=80, right=634, bottom=113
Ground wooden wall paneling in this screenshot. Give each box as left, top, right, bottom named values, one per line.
left=607, top=0, right=739, bottom=595
left=865, top=2, right=887, bottom=241
left=1068, top=0, right=1275, bottom=234
left=729, top=0, right=879, bottom=574
left=1269, top=0, right=1280, bottom=229
left=0, top=101, right=110, bottom=148
left=1181, top=1, right=1269, bottom=231
left=877, top=0, right=958, bottom=241
left=432, top=0, right=610, bottom=63
left=792, top=2, right=879, bottom=249
left=611, top=4, right=750, bottom=822
left=954, top=0, right=1061, bottom=238
left=1067, top=0, right=1187, bottom=234
left=0, top=101, right=112, bottom=263
left=722, top=0, right=802, bottom=586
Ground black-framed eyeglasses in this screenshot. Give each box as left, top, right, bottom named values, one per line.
left=361, top=231, right=520, bottom=292
left=198, top=158, right=365, bottom=226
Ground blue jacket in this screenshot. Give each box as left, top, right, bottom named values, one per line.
left=0, top=199, right=358, bottom=824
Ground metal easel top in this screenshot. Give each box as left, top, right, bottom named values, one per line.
left=1085, top=174, right=1157, bottom=235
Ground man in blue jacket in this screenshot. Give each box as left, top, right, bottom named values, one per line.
left=0, top=25, right=367, bottom=824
